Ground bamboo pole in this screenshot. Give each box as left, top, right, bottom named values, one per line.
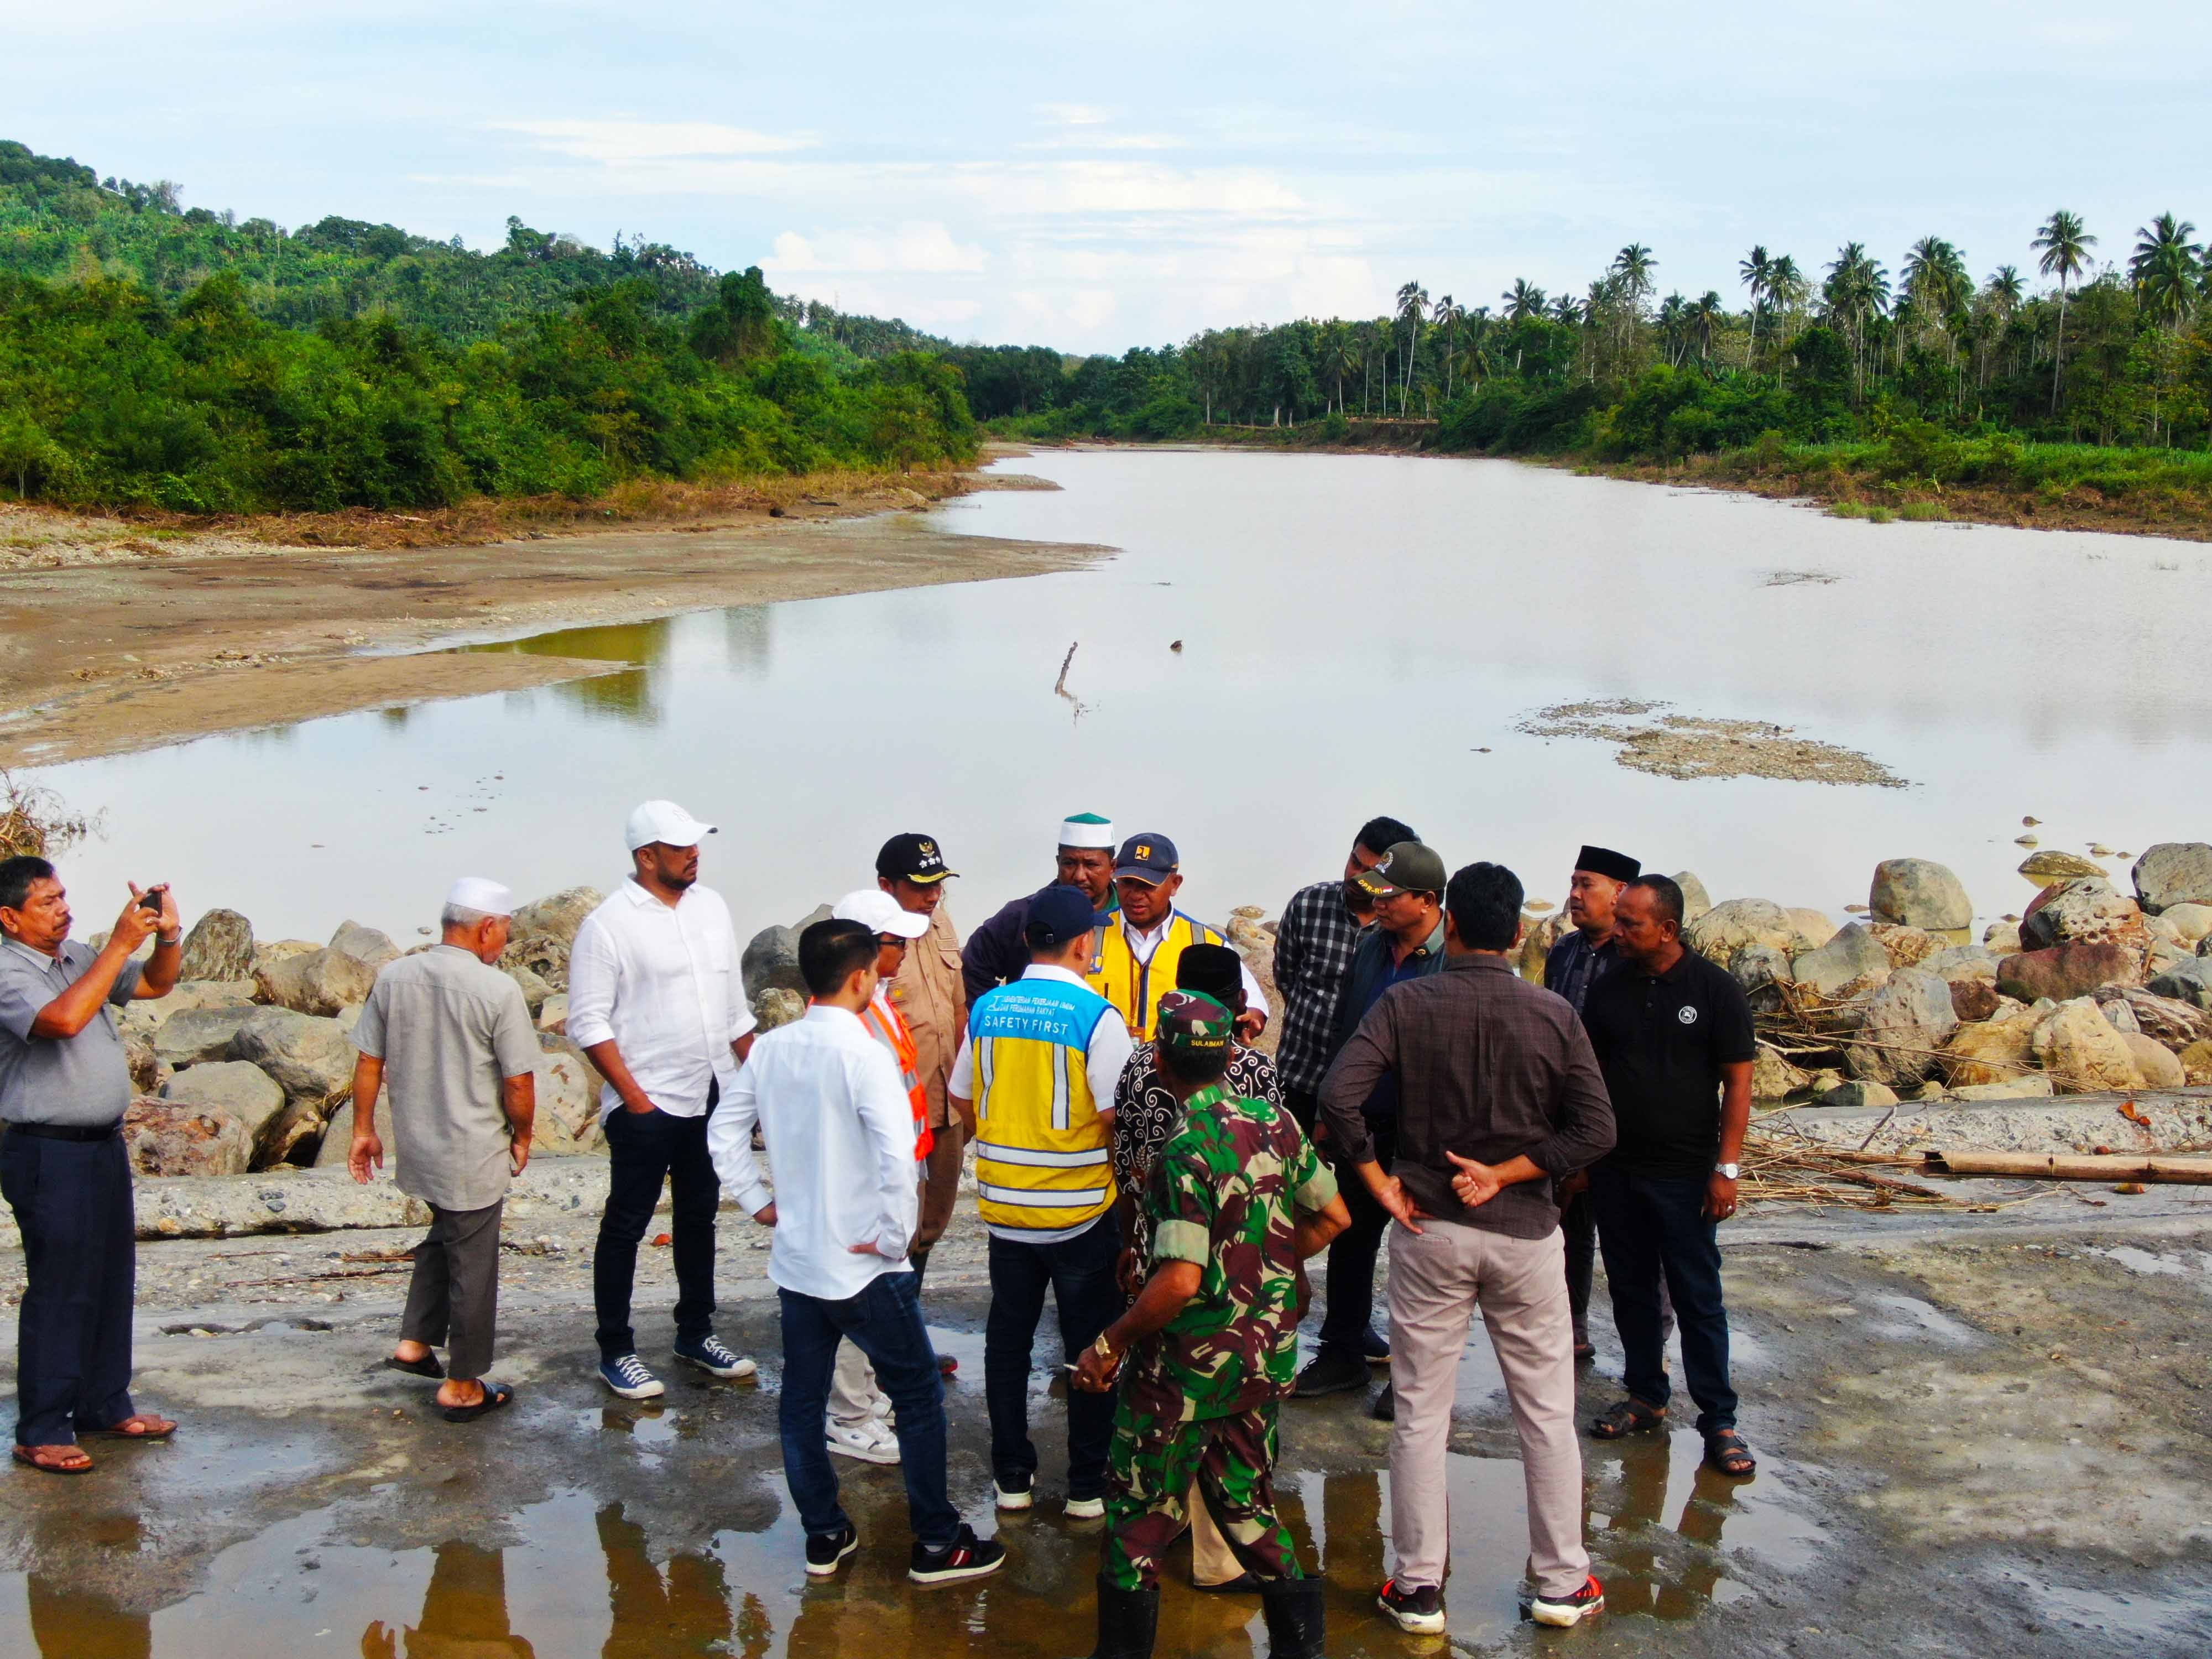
left=1922, top=1151, right=2212, bottom=1184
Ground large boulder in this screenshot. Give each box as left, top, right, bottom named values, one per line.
left=150, top=1001, right=260, bottom=1068
left=1685, top=899, right=1795, bottom=966
left=1954, top=1074, right=2055, bottom=1101
left=313, top=1094, right=394, bottom=1170
left=255, top=946, right=378, bottom=1017
left=2132, top=843, right=2212, bottom=915
left=121, top=977, right=259, bottom=1037
left=1940, top=1003, right=2042, bottom=1088
left=505, top=962, right=555, bottom=1015
left=1820, top=1079, right=1898, bottom=1110
left=1996, top=943, right=2138, bottom=1004
left=1671, top=872, right=1713, bottom=924
left=2148, top=957, right=2212, bottom=1010
left=1785, top=908, right=1838, bottom=953
left=250, top=938, right=319, bottom=980
left=1729, top=942, right=1794, bottom=1013
left=1516, top=912, right=1565, bottom=984
left=1846, top=966, right=1958, bottom=1087
left=2162, top=903, right=2212, bottom=947
left=2019, top=851, right=2104, bottom=886
left=177, top=909, right=255, bottom=982
left=753, top=986, right=807, bottom=1032
left=2121, top=1033, right=2185, bottom=1091
left=533, top=1032, right=608, bottom=1155
left=1751, top=1041, right=1810, bottom=1099
left=1867, top=923, right=1940, bottom=969
left=536, top=993, right=569, bottom=1034
left=2091, top=985, right=2212, bottom=1048
left=124, top=1031, right=163, bottom=1094
left=501, top=932, right=570, bottom=992
left=1923, top=944, right=1998, bottom=983
left=2020, top=878, right=2148, bottom=958
left=1792, top=922, right=1891, bottom=1000
left=1983, top=920, right=2023, bottom=954
left=2032, top=998, right=2142, bottom=1093
left=1869, top=859, right=1972, bottom=936
left=742, top=924, right=805, bottom=999
left=1949, top=979, right=2002, bottom=1023
left=512, top=886, right=604, bottom=947
left=328, top=921, right=400, bottom=968
left=2180, top=1039, right=2212, bottom=1086
left=122, top=1097, right=253, bottom=1177
left=227, top=1006, right=356, bottom=1164
left=160, top=1061, right=286, bottom=1150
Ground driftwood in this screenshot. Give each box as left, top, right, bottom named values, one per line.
left=1922, top=1151, right=2212, bottom=1185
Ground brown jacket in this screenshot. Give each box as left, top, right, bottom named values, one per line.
left=886, top=903, right=966, bottom=1128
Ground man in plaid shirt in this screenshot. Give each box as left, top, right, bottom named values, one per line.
left=1271, top=817, right=1417, bottom=1133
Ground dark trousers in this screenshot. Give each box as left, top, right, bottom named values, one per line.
left=1588, top=1166, right=1738, bottom=1434
left=779, top=1272, right=959, bottom=1548
left=1562, top=1188, right=1595, bottom=1343
left=985, top=1214, right=1120, bottom=1499
left=2, top=1130, right=137, bottom=1446
left=1317, top=1118, right=1396, bottom=1358
left=593, top=1092, right=721, bottom=1361
left=400, top=1198, right=504, bottom=1381
left=1281, top=1085, right=1321, bottom=1136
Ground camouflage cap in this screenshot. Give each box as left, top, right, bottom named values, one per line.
left=1155, top=989, right=1233, bottom=1053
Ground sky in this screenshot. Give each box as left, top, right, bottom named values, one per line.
left=11, top=1, right=2211, bottom=354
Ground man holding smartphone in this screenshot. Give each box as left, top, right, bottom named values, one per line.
left=0, top=857, right=183, bottom=1473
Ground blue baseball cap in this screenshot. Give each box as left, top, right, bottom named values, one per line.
left=1113, top=833, right=1180, bottom=885
left=1025, top=883, right=1108, bottom=949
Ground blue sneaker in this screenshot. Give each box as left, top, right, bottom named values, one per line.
left=673, top=1334, right=757, bottom=1381
left=599, top=1353, right=665, bottom=1400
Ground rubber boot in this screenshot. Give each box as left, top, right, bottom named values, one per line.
left=1260, top=1574, right=1327, bottom=1659
left=1089, top=1573, right=1159, bottom=1659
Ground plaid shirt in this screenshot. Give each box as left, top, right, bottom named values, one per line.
left=1271, top=878, right=1368, bottom=1095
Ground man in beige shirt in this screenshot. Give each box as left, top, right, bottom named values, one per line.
left=875, top=834, right=966, bottom=1302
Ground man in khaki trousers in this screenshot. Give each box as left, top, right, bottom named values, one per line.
left=1319, top=862, right=1617, bottom=1637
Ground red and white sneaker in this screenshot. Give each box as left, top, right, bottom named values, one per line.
left=1376, top=1577, right=1446, bottom=1634
left=1527, top=1575, right=1606, bottom=1627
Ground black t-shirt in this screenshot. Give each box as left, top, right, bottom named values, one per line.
left=1581, top=947, right=1756, bottom=1178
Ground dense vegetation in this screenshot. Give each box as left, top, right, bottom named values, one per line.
left=949, top=218, right=2212, bottom=497
left=0, top=139, right=973, bottom=510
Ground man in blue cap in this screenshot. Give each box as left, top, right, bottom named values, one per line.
left=1090, top=833, right=1267, bottom=1043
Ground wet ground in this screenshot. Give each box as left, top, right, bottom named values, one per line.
left=5, top=1193, right=2212, bottom=1657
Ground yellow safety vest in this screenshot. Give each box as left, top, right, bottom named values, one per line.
left=968, top=975, right=1118, bottom=1235
left=1086, top=911, right=1229, bottom=1039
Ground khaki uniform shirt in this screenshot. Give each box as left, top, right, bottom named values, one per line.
left=886, top=904, right=964, bottom=1128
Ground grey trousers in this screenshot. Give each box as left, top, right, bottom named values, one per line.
left=399, top=1198, right=504, bottom=1381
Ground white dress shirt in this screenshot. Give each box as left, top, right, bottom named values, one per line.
left=706, top=1004, right=916, bottom=1302
left=1117, top=913, right=1268, bottom=1021
left=947, top=963, right=1135, bottom=1112
left=567, top=878, right=757, bottom=1121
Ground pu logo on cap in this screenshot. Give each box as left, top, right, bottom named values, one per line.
left=1136, top=843, right=1153, bottom=860
left=1678, top=1005, right=1699, bottom=1025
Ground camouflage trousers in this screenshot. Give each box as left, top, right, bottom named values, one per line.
left=1102, top=1397, right=1303, bottom=1592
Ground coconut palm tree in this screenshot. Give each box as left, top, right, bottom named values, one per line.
left=1502, top=278, right=1546, bottom=324
left=1432, top=294, right=1465, bottom=402
left=1984, top=264, right=2025, bottom=316
left=2031, top=209, right=2096, bottom=414
left=1688, top=291, right=1724, bottom=364
left=1738, top=245, right=1772, bottom=367
left=2130, top=213, right=2203, bottom=331
left=1395, top=280, right=1428, bottom=414
left=1317, top=320, right=1358, bottom=415
left=1821, top=243, right=1888, bottom=399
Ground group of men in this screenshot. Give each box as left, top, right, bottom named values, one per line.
left=0, top=804, right=1760, bottom=1653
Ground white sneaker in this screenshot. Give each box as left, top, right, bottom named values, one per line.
left=827, top=1418, right=901, bottom=1465
left=1064, top=1494, right=1105, bottom=1520
left=869, top=1392, right=895, bottom=1424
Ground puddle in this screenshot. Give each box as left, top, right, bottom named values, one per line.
left=1860, top=1293, right=1982, bottom=1348
left=2004, top=1568, right=2212, bottom=1651
left=2102, top=1246, right=2212, bottom=1282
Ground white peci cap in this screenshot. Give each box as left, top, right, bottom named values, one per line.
left=624, top=799, right=718, bottom=852
left=833, top=889, right=930, bottom=940
left=445, top=876, right=514, bottom=916
left=1057, top=812, right=1115, bottom=849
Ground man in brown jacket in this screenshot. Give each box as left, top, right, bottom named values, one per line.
left=877, top=834, right=967, bottom=1303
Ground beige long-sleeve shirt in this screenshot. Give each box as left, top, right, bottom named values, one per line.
left=885, top=902, right=965, bottom=1128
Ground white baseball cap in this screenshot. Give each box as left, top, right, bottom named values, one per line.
left=445, top=876, right=514, bottom=915
left=833, top=889, right=930, bottom=940
left=624, top=799, right=718, bottom=852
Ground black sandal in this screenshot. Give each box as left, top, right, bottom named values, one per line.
left=384, top=1354, right=445, bottom=1380
left=1704, top=1431, right=1756, bottom=1477
left=441, top=1383, right=514, bottom=1423
left=1589, top=1398, right=1667, bottom=1439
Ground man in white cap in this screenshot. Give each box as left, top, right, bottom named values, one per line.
left=818, top=888, right=934, bottom=1464
left=960, top=812, right=1118, bottom=1004
left=348, top=878, right=541, bottom=1422
left=568, top=800, right=759, bottom=1400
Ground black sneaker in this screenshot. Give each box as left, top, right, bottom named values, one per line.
left=909, top=1523, right=1006, bottom=1585
left=804, top=1525, right=858, bottom=1578
left=1526, top=1575, right=1606, bottom=1628
left=1291, top=1348, right=1367, bottom=1399
left=993, top=1470, right=1034, bottom=1511
left=1360, top=1328, right=1392, bottom=1366
left=1368, top=1381, right=1395, bottom=1422
left=1377, top=1577, right=1444, bottom=1634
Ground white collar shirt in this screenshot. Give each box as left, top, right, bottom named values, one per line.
left=705, top=1004, right=916, bottom=1302
left=566, top=878, right=757, bottom=1120
left=1113, top=912, right=1269, bottom=1017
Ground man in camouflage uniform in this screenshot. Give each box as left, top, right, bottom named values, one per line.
left=1072, top=990, right=1350, bottom=1659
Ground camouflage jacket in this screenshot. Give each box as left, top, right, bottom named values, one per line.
left=1128, top=1088, right=1338, bottom=1422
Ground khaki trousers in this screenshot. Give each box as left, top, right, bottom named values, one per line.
left=1385, top=1218, right=1589, bottom=1599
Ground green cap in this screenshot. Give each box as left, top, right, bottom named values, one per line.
left=1155, top=989, right=1233, bottom=1053
left=1355, top=840, right=1447, bottom=899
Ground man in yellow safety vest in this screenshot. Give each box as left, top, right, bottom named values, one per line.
left=1089, top=834, right=1269, bottom=1044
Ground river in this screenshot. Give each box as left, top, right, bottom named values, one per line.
left=32, top=449, right=2212, bottom=947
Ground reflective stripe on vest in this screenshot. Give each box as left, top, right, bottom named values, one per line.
left=860, top=995, right=932, bottom=1161
left=967, top=975, right=1117, bottom=1234
left=1087, top=911, right=1228, bottom=1039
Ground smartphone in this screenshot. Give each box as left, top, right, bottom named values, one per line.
left=137, top=886, right=166, bottom=912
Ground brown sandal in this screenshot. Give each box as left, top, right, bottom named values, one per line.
left=86, top=1414, right=176, bottom=1441
left=13, top=1443, right=94, bottom=1474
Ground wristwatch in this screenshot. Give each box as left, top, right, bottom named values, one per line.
left=1092, top=1331, right=1119, bottom=1363
left=1714, top=1162, right=1741, bottom=1180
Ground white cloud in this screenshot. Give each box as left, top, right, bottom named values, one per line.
left=1036, top=103, right=1115, bottom=127
left=492, top=120, right=813, bottom=161
left=764, top=222, right=988, bottom=276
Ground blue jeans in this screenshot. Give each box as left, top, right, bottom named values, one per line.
left=984, top=1215, right=1119, bottom=1499
left=1589, top=1166, right=1738, bottom=1434
left=778, top=1271, right=957, bottom=1548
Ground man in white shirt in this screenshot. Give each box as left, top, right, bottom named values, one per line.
left=568, top=800, right=758, bottom=1400
left=708, top=918, right=1006, bottom=1587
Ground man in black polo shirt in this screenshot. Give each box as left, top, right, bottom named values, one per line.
left=1578, top=875, right=1757, bottom=1478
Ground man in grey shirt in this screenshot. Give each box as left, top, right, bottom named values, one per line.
left=349, top=877, right=540, bottom=1423
left=0, top=854, right=184, bottom=1473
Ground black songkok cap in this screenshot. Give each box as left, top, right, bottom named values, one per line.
left=1574, top=846, right=1641, bottom=884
